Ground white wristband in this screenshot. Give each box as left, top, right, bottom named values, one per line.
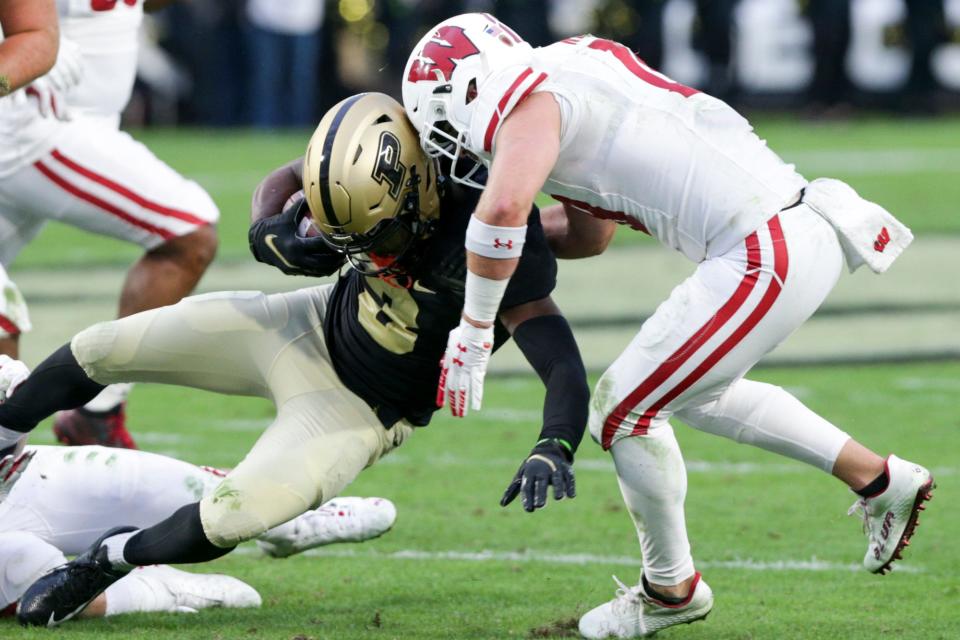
left=465, top=216, right=526, bottom=259
left=463, top=271, right=509, bottom=324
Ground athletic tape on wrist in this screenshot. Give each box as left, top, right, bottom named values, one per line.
left=465, top=216, right=526, bottom=259
left=462, top=271, right=509, bottom=324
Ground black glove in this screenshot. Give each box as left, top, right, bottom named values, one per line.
left=500, top=438, right=576, bottom=512
left=248, top=199, right=346, bottom=277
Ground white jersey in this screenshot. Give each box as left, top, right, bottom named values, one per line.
left=0, top=1, right=144, bottom=176
left=57, top=0, right=144, bottom=120
left=0, top=445, right=222, bottom=555
left=468, top=36, right=807, bottom=263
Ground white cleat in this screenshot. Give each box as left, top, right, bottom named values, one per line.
left=848, top=455, right=934, bottom=575
left=257, top=497, right=397, bottom=558
left=134, top=565, right=262, bottom=612
left=578, top=573, right=713, bottom=639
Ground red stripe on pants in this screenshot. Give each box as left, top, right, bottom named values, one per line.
left=601, top=220, right=788, bottom=449
left=34, top=161, right=174, bottom=240
left=50, top=149, right=207, bottom=226
left=629, top=216, right=789, bottom=436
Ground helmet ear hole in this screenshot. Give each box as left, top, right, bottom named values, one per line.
left=465, top=79, right=478, bottom=105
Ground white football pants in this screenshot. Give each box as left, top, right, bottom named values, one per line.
left=593, top=204, right=852, bottom=585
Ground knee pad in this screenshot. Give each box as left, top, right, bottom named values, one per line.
left=70, top=321, right=121, bottom=381
left=0, top=532, right=65, bottom=608
left=0, top=275, right=31, bottom=338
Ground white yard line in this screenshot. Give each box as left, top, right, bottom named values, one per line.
left=234, top=545, right=924, bottom=574
left=788, top=149, right=960, bottom=175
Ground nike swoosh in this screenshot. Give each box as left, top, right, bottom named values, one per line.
left=412, top=281, right=437, bottom=295
left=264, top=235, right=296, bottom=269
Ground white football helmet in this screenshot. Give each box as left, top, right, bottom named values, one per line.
left=402, top=13, right=533, bottom=188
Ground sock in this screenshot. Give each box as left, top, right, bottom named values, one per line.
left=609, top=427, right=696, bottom=586
left=103, top=531, right=137, bottom=571
left=855, top=468, right=890, bottom=498
left=123, top=502, right=235, bottom=566
left=0, top=343, right=105, bottom=434
left=641, top=574, right=687, bottom=605
left=103, top=568, right=176, bottom=616
left=84, top=383, right=133, bottom=413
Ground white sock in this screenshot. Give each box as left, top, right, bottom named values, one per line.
left=677, top=379, right=850, bottom=473
left=84, top=383, right=133, bottom=413
left=103, top=568, right=176, bottom=616
left=102, top=531, right=138, bottom=571
left=610, top=427, right=696, bottom=586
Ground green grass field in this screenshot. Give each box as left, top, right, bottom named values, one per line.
left=9, top=363, right=960, bottom=639
left=4, top=118, right=959, bottom=638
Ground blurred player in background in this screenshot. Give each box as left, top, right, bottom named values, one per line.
left=0, top=443, right=396, bottom=621
left=0, top=0, right=219, bottom=449
left=402, top=14, right=934, bottom=638
left=7, top=93, right=588, bottom=627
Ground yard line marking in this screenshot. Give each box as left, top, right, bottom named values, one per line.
left=234, top=546, right=924, bottom=573
left=376, top=454, right=957, bottom=477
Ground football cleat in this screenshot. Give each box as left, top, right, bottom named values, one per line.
left=53, top=404, right=137, bottom=449
left=848, top=455, right=934, bottom=574
left=257, top=497, right=397, bottom=558
left=578, top=573, right=713, bottom=639
left=17, top=526, right=136, bottom=627
left=132, top=565, right=261, bottom=613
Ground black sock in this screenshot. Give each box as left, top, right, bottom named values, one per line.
left=0, top=343, right=104, bottom=433
left=855, top=468, right=890, bottom=498
left=123, top=502, right=234, bottom=566
left=641, top=574, right=687, bottom=605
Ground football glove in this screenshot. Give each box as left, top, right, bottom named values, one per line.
left=436, top=319, right=493, bottom=417
left=0, top=450, right=35, bottom=503
left=0, top=355, right=29, bottom=404
left=501, top=438, right=575, bottom=512
left=248, top=198, right=346, bottom=277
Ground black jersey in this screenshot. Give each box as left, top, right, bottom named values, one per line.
left=323, top=181, right=557, bottom=428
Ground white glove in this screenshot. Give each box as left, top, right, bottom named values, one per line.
left=436, top=319, right=494, bottom=418
left=0, top=354, right=30, bottom=403
left=24, top=37, right=83, bottom=121
left=0, top=450, right=35, bottom=502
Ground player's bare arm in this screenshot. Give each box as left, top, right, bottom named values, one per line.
left=465, top=91, right=561, bottom=306
left=498, top=296, right=587, bottom=512
left=0, top=0, right=59, bottom=96
left=540, top=203, right=617, bottom=259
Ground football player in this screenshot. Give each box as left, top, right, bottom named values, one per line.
left=0, top=443, right=396, bottom=619
left=6, top=92, right=588, bottom=627
left=0, top=0, right=219, bottom=449
left=0, top=0, right=59, bottom=96
left=401, top=14, right=934, bottom=638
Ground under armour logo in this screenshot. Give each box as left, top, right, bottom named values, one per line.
left=452, top=357, right=464, bottom=367
left=493, top=238, right=513, bottom=250
left=873, top=227, right=890, bottom=252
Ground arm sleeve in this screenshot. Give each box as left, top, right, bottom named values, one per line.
left=511, top=313, right=589, bottom=453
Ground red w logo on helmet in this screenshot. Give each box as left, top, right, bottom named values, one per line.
left=408, top=26, right=480, bottom=83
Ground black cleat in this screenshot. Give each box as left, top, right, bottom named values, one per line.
left=17, top=526, right=137, bottom=627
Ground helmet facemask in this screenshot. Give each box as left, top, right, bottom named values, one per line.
left=419, top=84, right=485, bottom=190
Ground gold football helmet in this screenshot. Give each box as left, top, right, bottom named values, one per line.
left=303, top=92, right=441, bottom=278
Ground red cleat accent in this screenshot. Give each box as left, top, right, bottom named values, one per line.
left=52, top=403, right=137, bottom=449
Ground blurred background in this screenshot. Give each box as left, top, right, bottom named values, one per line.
left=135, top=0, right=960, bottom=127
left=14, top=0, right=960, bottom=373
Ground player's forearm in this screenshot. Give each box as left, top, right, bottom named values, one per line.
left=0, top=0, right=59, bottom=96
left=541, top=203, right=617, bottom=259
left=251, top=157, right=304, bottom=223
left=511, top=313, right=588, bottom=453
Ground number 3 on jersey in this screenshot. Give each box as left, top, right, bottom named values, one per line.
left=92, top=0, right=136, bottom=11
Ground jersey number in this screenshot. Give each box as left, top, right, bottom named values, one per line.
left=358, top=278, right=419, bottom=355
left=92, top=0, right=137, bottom=11
left=588, top=39, right=698, bottom=98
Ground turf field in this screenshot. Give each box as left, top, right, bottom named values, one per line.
left=5, top=117, right=960, bottom=638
